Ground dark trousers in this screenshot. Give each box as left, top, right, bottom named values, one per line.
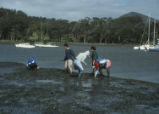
left=28, top=63, right=38, bottom=70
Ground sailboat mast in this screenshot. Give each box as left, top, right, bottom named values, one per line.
left=153, top=19, right=156, bottom=45
left=148, top=16, right=150, bottom=45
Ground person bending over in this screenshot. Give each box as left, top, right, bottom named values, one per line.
left=74, top=50, right=90, bottom=77
left=94, top=58, right=111, bottom=77
left=74, top=59, right=84, bottom=77
left=26, top=57, right=39, bottom=70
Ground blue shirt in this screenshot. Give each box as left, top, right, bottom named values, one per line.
left=26, top=57, right=37, bottom=69
left=65, top=49, right=75, bottom=60
left=28, top=58, right=36, bottom=64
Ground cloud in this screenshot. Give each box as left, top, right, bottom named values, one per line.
left=0, top=0, right=159, bottom=21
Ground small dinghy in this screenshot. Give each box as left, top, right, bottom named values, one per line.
left=15, top=43, right=35, bottom=48
left=35, top=44, right=59, bottom=48
left=133, top=46, right=140, bottom=50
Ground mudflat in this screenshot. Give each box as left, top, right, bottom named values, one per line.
left=0, top=62, right=159, bottom=114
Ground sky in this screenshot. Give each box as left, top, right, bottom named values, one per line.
left=0, top=0, right=159, bottom=21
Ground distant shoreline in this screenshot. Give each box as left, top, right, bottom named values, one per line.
left=0, top=40, right=136, bottom=46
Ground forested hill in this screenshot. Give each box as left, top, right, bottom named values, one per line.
left=0, top=8, right=158, bottom=44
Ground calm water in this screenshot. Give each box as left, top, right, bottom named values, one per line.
left=0, top=44, right=159, bottom=83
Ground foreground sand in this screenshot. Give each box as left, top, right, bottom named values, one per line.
left=0, top=62, right=159, bottom=113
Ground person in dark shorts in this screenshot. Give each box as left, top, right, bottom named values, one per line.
left=64, top=43, right=76, bottom=74
left=26, top=57, right=39, bottom=70
left=90, top=46, right=98, bottom=73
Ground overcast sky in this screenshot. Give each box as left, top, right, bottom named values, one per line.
left=0, top=0, right=159, bottom=21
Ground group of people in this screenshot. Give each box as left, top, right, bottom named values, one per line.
left=26, top=43, right=111, bottom=78
left=63, top=43, right=111, bottom=77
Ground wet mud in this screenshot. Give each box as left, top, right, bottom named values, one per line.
left=0, top=62, right=159, bottom=114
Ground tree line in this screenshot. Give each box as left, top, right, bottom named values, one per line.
left=0, top=8, right=158, bottom=44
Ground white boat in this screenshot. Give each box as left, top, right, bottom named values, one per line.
left=140, top=44, right=154, bottom=50
left=149, top=20, right=159, bottom=52
left=133, top=46, right=140, bottom=50
left=133, top=16, right=154, bottom=51
left=134, top=44, right=152, bottom=51
left=133, top=45, right=148, bottom=50
left=149, top=39, right=159, bottom=52
left=15, top=43, right=35, bottom=48
left=35, top=44, right=59, bottom=48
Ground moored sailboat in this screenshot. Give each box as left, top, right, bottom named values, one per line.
left=149, top=39, right=159, bottom=52
left=133, top=16, right=156, bottom=51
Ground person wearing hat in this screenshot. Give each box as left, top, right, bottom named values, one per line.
left=64, top=43, right=76, bottom=74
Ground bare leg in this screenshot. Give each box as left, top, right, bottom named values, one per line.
left=65, top=61, right=68, bottom=72
left=106, top=67, right=110, bottom=77
left=37, top=66, right=40, bottom=70
left=99, top=68, right=103, bottom=76
left=68, top=65, right=72, bottom=74
left=94, top=68, right=99, bottom=78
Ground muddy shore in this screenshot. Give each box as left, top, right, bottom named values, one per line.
left=0, top=62, right=159, bottom=114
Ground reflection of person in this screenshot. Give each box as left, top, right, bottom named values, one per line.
left=90, top=46, right=98, bottom=74
left=64, top=44, right=76, bottom=74
left=94, top=58, right=111, bottom=77
left=26, top=57, right=39, bottom=70
left=74, top=50, right=90, bottom=77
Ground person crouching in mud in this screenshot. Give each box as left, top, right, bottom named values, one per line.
left=90, top=46, right=98, bottom=74
left=64, top=44, right=76, bottom=74
left=26, top=57, right=39, bottom=70
left=74, top=50, right=90, bottom=77
left=94, top=57, right=111, bottom=77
